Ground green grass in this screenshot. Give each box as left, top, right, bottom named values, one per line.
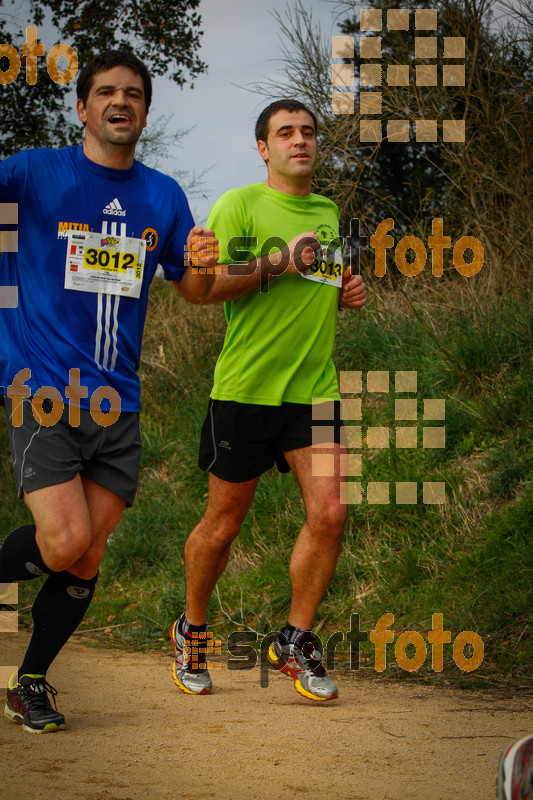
left=1, top=281, right=531, bottom=684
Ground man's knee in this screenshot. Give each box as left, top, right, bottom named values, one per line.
left=37, top=524, right=92, bottom=573
left=308, top=498, right=347, bottom=538
left=199, top=513, right=243, bottom=547
left=67, top=543, right=107, bottom=579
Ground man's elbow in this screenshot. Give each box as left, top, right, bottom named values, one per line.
left=173, top=279, right=215, bottom=305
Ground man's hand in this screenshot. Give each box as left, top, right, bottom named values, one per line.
left=339, top=269, right=367, bottom=310
left=175, top=226, right=220, bottom=303
left=185, top=225, right=220, bottom=273
left=285, top=230, right=322, bottom=274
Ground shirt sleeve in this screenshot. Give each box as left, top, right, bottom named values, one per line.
left=158, top=180, right=195, bottom=282
left=206, top=190, right=258, bottom=264
left=0, top=151, right=28, bottom=204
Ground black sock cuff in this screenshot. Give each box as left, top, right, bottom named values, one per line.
left=47, top=570, right=99, bottom=600
left=180, top=613, right=207, bottom=636
left=51, top=570, right=99, bottom=589
left=279, top=622, right=312, bottom=645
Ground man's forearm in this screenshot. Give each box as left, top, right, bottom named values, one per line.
left=174, top=268, right=216, bottom=304
left=200, top=250, right=289, bottom=303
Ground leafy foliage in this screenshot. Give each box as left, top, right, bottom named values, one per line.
left=0, top=0, right=207, bottom=157
left=249, top=0, right=533, bottom=290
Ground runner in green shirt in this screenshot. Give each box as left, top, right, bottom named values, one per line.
left=170, top=99, right=367, bottom=701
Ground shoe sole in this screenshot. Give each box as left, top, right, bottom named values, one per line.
left=169, top=624, right=213, bottom=696
left=267, top=644, right=338, bottom=702
left=4, top=704, right=66, bottom=734
left=171, top=662, right=212, bottom=695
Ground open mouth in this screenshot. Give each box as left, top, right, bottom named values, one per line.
left=107, top=114, right=132, bottom=126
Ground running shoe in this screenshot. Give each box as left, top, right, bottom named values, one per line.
left=497, top=735, right=533, bottom=800
left=267, top=630, right=338, bottom=701
left=4, top=673, right=66, bottom=734
left=170, top=614, right=213, bottom=695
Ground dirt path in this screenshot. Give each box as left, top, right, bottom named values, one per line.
left=0, top=632, right=531, bottom=800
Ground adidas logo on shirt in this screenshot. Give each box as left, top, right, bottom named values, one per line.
left=103, top=198, right=126, bottom=217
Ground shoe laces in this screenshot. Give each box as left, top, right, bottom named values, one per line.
left=179, top=621, right=209, bottom=674
left=291, top=634, right=327, bottom=677
left=19, top=677, right=59, bottom=711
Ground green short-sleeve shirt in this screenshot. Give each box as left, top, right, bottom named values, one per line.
left=207, top=182, right=341, bottom=406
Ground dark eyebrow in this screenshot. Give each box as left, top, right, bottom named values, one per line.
left=275, top=124, right=315, bottom=135
left=94, top=84, right=143, bottom=94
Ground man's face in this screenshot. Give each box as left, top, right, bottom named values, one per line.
left=257, top=109, right=318, bottom=183
left=77, top=65, right=148, bottom=149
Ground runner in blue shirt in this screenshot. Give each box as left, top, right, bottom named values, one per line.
left=0, top=49, right=217, bottom=733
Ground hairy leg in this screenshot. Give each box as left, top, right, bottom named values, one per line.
left=184, top=473, right=259, bottom=626
left=283, top=443, right=347, bottom=630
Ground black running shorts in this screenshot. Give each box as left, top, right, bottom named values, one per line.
left=198, top=399, right=344, bottom=483
left=4, top=397, right=142, bottom=506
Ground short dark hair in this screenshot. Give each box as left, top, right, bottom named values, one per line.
left=255, top=100, right=318, bottom=143
left=77, top=50, right=152, bottom=110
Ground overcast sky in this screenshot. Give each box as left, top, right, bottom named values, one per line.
left=6, top=0, right=517, bottom=223
left=148, top=0, right=343, bottom=223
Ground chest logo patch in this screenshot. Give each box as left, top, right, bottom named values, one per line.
left=142, top=228, right=159, bottom=251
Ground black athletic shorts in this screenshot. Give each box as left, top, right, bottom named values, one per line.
left=198, top=399, right=344, bottom=483
left=4, top=396, right=142, bottom=506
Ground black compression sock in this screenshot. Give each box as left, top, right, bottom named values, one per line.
left=279, top=622, right=312, bottom=645
left=0, top=525, right=49, bottom=581
left=179, top=614, right=207, bottom=635
left=19, top=570, right=98, bottom=676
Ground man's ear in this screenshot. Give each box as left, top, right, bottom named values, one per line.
left=257, top=139, right=269, bottom=163
left=76, top=97, right=87, bottom=126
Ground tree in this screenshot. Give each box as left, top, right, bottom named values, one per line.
left=250, top=0, right=532, bottom=289
left=247, top=1, right=449, bottom=234
left=0, top=0, right=207, bottom=157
